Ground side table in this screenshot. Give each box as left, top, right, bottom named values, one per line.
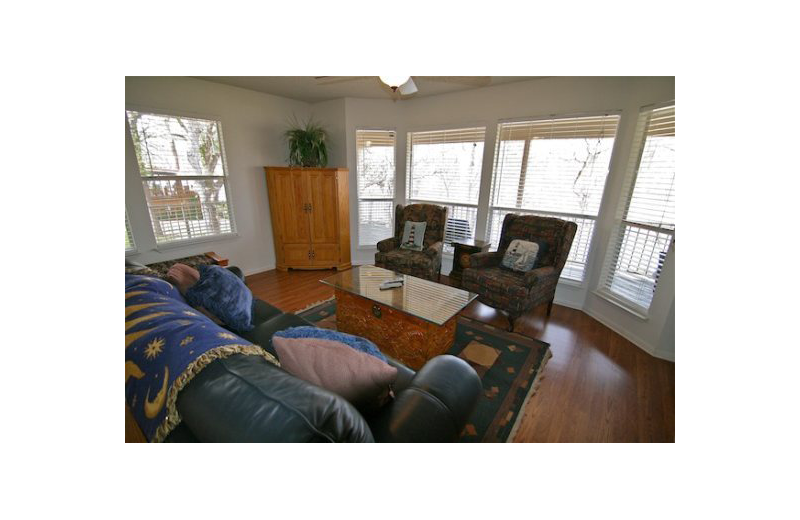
left=449, top=239, right=490, bottom=286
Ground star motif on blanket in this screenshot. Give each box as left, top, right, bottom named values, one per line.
left=179, top=335, right=194, bottom=346
left=217, top=332, right=237, bottom=340
left=144, top=337, right=165, bottom=360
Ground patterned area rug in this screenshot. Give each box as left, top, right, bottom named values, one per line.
left=297, top=299, right=551, bottom=442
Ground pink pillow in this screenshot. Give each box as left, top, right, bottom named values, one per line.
left=273, top=336, right=398, bottom=411
left=166, top=263, right=200, bottom=294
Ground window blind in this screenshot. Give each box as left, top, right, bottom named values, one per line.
left=125, top=210, right=135, bottom=252
left=598, top=105, right=675, bottom=314
left=356, top=130, right=396, bottom=246
left=487, top=114, right=620, bottom=281
left=406, top=127, right=486, bottom=252
left=126, top=111, right=235, bottom=245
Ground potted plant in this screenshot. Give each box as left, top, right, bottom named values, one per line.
left=284, top=117, right=329, bottom=167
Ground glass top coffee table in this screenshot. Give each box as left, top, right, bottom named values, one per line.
left=321, top=265, right=478, bottom=369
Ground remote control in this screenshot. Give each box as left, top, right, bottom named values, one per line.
left=379, top=280, right=404, bottom=290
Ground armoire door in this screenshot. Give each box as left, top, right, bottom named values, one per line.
left=307, top=169, right=339, bottom=258
left=273, top=169, right=311, bottom=265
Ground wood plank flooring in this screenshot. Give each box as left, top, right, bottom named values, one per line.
left=246, top=268, right=675, bottom=442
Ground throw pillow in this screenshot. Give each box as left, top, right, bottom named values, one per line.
left=184, top=265, right=254, bottom=332
left=166, top=263, right=200, bottom=294
left=400, top=221, right=427, bottom=251
left=273, top=336, right=398, bottom=412
left=502, top=239, right=542, bottom=272
left=272, top=326, right=387, bottom=362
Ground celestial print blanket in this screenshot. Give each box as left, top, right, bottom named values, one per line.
left=125, top=274, right=279, bottom=442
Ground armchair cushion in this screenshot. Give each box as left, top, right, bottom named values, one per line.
left=377, top=249, right=435, bottom=271
left=468, top=251, right=504, bottom=269
left=462, top=266, right=529, bottom=302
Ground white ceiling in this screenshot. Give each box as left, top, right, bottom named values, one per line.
left=194, top=76, right=541, bottom=103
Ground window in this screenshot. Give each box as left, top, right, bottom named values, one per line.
left=487, top=114, right=620, bottom=282
left=406, top=127, right=486, bottom=252
left=356, top=130, right=396, bottom=246
left=125, top=210, right=135, bottom=252
left=598, top=105, right=675, bottom=314
left=126, top=110, right=235, bottom=245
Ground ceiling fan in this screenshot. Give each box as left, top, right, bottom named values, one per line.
left=314, top=76, right=492, bottom=99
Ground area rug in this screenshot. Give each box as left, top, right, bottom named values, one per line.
left=297, top=299, right=551, bottom=442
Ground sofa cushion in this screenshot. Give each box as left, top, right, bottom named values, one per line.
left=175, top=354, right=375, bottom=442
left=273, top=326, right=387, bottom=361
left=273, top=336, right=398, bottom=412
left=185, top=265, right=254, bottom=333
left=165, top=263, right=200, bottom=293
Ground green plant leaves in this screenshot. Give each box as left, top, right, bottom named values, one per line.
left=284, top=117, right=329, bottom=167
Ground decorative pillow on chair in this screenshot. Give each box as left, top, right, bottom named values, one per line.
left=502, top=239, right=546, bottom=272
left=184, top=265, right=254, bottom=332
left=272, top=327, right=397, bottom=411
left=400, top=221, right=427, bottom=251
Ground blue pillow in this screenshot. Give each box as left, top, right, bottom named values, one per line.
left=273, top=326, right=387, bottom=362
left=185, top=265, right=254, bottom=332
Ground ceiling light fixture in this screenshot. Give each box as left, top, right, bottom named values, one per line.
left=379, top=75, right=411, bottom=91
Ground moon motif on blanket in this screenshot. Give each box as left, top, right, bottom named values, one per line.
left=125, top=361, right=145, bottom=383
left=144, top=366, right=169, bottom=419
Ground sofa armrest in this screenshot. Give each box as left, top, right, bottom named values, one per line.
left=423, top=241, right=443, bottom=258
left=523, top=265, right=558, bottom=287
left=366, top=355, right=481, bottom=442
left=377, top=237, right=399, bottom=252
left=469, top=251, right=504, bottom=268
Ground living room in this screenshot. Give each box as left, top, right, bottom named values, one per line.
left=125, top=75, right=675, bottom=445
left=8, top=0, right=799, bottom=516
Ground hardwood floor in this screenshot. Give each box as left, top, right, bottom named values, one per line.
left=246, top=268, right=675, bottom=443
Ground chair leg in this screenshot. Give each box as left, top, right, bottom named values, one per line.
left=547, top=299, right=554, bottom=317
left=507, top=312, right=520, bottom=332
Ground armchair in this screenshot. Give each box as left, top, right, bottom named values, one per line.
left=375, top=203, right=448, bottom=281
left=462, top=214, right=577, bottom=331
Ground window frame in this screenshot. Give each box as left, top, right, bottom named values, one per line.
left=596, top=102, right=675, bottom=317
left=405, top=123, right=488, bottom=254
left=355, top=127, right=397, bottom=249
left=486, top=111, right=622, bottom=284
left=125, top=207, right=137, bottom=255
left=125, top=106, right=238, bottom=250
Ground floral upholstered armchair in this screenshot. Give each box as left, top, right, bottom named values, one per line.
left=461, top=214, right=577, bottom=331
left=375, top=203, right=448, bottom=281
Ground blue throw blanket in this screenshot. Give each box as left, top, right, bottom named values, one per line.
left=125, top=274, right=279, bottom=442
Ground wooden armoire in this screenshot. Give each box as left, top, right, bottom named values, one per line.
left=264, top=167, right=351, bottom=271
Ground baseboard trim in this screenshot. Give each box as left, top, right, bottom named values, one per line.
left=581, top=306, right=674, bottom=362
left=243, top=264, right=276, bottom=277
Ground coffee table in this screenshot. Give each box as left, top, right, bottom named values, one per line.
left=320, top=265, right=478, bottom=369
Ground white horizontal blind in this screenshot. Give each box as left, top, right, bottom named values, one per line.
left=487, top=114, right=620, bottom=281
left=598, top=105, right=675, bottom=314
left=126, top=111, right=235, bottom=245
left=406, top=127, right=486, bottom=252
left=356, top=130, right=396, bottom=246
left=125, top=210, right=135, bottom=252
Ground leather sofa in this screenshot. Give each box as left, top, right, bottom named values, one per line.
left=127, top=260, right=482, bottom=442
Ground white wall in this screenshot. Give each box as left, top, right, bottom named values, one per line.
left=125, top=77, right=310, bottom=275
